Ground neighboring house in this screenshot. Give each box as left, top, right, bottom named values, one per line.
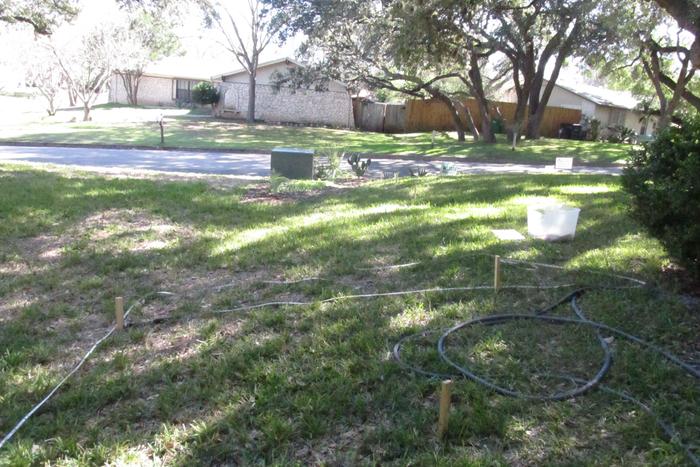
left=108, top=61, right=210, bottom=107
left=213, top=57, right=354, bottom=128
left=109, top=57, right=355, bottom=128
left=500, top=80, right=657, bottom=137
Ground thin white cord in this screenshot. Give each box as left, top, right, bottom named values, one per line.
left=355, top=262, right=421, bottom=271
left=0, top=327, right=116, bottom=450
left=500, top=258, right=647, bottom=285
left=0, top=261, right=635, bottom=450
left=0, top=292, right=173, bottom=450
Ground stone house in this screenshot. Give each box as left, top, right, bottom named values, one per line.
left=109, top=57, right=355, bottom=128
left=108, top=68, right=209, bottom=107
left=212, top=58, right=354, bottom=128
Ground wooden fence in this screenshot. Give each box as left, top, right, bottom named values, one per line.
left=352, top=100, right=406, bottom=133
left=405, top=98, right=581, bottom=137
left=353, top=97, right=582, bottom=137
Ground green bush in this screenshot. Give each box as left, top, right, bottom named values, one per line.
left=191, top=82, right=220, bottom=107
left=622, top=117, right=700, bottom=276
left=607, top=125, right=635, bottom=144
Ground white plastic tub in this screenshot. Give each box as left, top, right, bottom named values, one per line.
left=527, top=204, right=581, bottom=241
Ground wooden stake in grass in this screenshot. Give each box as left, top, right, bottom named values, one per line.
left=438, top=379, right=453, bottom=439
left=115, top=296, right=124, bottom=330
left=494, top=255, right=501, bottom=293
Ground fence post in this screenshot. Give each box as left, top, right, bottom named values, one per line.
left=438, top=379, right=453, bottom=439
left=115, top=296, right=124, bottom=330
left=494, top=255, right=501, bottom=293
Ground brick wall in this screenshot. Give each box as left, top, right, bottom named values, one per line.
left=110, top=74, right=176, bottom=106
left=217, top=81, right=355, bottom=128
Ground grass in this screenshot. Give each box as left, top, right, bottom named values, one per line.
left=0, top=165, right=698, bottom=465
left=0, top=103, right=632, bottom=165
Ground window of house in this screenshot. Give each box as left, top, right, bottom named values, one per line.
left=174, top=79, right=199, bottom=102
left=608, top=108, right=626, bottom=127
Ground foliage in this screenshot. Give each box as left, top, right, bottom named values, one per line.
left=314, top=148, right=343, bottom=180
left=0, top=0, right=78, bottom=34
left=267, top=0, right=498, bottom=142
left=607, top=125, right=635, bottom=144
left=203, top=0, right=280, bottom=122
left=191, top=82, right=220, bottom=107
left=347, top=152, right=371, bottom=177
left=114, top=10, right=181, bottom=105
left=409, top=167, right=429, bottom=177
left=23, top=44, right=63, bottom=116
left=584, top=2, right=699, bottom=128
left=51, top=22, right=126, bottom=121
left=581, top=116, right=601, bottom=141
left=622, top=117, right=700, bottom=276
left=270, top=173, right=327, bottom=192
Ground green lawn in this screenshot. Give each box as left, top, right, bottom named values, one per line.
left=1, top=166, right=697, bottom=465
left=0, top=104, right=632, bottom=165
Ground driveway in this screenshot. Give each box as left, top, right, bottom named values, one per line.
left=0, top=145, right=621, bottom=177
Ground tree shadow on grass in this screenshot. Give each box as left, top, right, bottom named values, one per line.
left=2, top=169, right=696, bottom=464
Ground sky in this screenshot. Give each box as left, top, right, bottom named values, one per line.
left=79, top=0, right=303, bottom=76
left=0, top=0, right=692, bottom=96
left=0, top=0, right=304, bottom=85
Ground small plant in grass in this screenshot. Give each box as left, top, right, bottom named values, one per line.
left=347, top=153, right=371, bottom=178
left=270, top=172, right=287, bottom=192
left=271, top=173, right=326, bottom=193
left=622, top=116, right=700, bottom=277
left=409, top=167, right=429, bottom=177
left=314, top=148, right=343, bottom=180
left=191, top=82, right=220, bottom=111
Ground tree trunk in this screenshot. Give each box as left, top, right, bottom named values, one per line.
left=132, top=75, right=140, bottom=106
left=68, top=89, right=75, bottom=107
left=247, top=71, right=256, bottom=123
left=83, top=102, right=91, bottom=121
left=454, top=100, right=480, bottom=141
left=509, top=99, right=527, bottom=143
left=119, top=72, right=141, bottom=106
left=525, top=27, right=578, bottom=140
left=47, top=98, right=56, bottom=116
left=467, top=51, right=495, bottom=143
left=433, top=92, right=466, bottom=141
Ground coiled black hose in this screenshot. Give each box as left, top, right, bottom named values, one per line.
left=393, top=289, right=700, bottom=465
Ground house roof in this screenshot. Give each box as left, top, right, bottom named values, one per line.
left=212, top=57, right=304, bottom=80
left=140, top=55, right=234, bottom=81
left=549, top=80, right=640, bottom=111
left=212, top=57, right=349, bottom=89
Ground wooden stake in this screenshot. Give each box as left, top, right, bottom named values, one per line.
left=115, top=296, right=124, bottom=330
left=438, top=379, right=453, bottom=439
left=494, top=255, right=501, bottom=292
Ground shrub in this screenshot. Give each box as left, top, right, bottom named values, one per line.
left=622, top=117, right=700, bottom=277
left=314, top=148, right=343, bottom=180
left=607, top=125, right=635, bottom=144
left=582, top=116, right=601, bottom=141
left=191, top=82, right=220, bottom=108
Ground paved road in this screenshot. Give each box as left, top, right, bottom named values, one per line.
left=0, top=145, right=621, bottom=177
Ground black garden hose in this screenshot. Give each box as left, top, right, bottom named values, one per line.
left=393, top=288, right=700, bottom=465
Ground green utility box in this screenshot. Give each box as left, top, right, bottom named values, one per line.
left=271, top=147, right=315, bottom=179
